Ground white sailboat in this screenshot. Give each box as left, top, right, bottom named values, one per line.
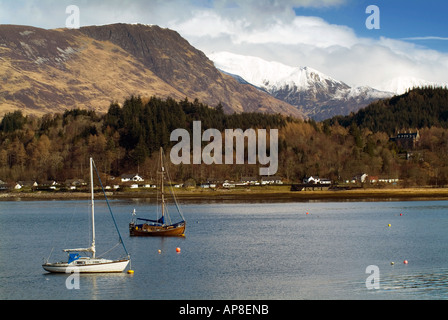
left=43, top=158, right=130, bottom=273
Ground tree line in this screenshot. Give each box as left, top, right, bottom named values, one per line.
left=325, top=86, right=448, bottom=134
left=0, top=96, right=290, bottom=185
left=1, top=88, right=448, bottom=187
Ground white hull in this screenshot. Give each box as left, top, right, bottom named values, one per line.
left=43, top=259, right=130, bottom=273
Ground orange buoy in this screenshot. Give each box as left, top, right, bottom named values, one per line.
left=176, top=247, right=181, bottom=253
left=403, top=260, right=408, bottom=264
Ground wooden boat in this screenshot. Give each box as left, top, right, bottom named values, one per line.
left=130, top=215, right=186, bottom=237
left=43, top=158, right=131, bottom=273
left=129, top=148, right=186, bottom=237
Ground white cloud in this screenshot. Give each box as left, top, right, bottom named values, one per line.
left=401, top=36, right=448, bottom=41
left=167, top=6, right=448, bottom=91
left=235, top=16, right=359, bottom=48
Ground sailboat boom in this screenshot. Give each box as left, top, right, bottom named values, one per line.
left=63, top=247, right=94, bottom=253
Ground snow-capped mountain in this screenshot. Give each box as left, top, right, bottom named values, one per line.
left=210, top=52, right=345, bottom=92
left=209, top=51, right=393, bottom=120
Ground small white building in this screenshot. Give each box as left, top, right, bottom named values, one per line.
left=121, top=174, right=144, bottom=182
left=261, top=176, right=283, bottom=185
left=241, top=176, right=259, bottom=185
left=303, top=176, right=331, bottom=185
left=222, top=181, right=236, bottom=188
left=15, top=181, right=38, bottom=189
left=303, top=176, right=320, bottom=184
left=351, top=173, right=368, bottom=184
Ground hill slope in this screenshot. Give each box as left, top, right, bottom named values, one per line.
left=326, top=87, right=448, bottom=134
left=0, top=24, right=303, bottom=118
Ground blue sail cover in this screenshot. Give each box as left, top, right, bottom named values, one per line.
left=68, top=253, right=80, bottom=264
left=137, top=216, right=165, bottom=225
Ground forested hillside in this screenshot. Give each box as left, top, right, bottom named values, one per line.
left=326, top=87, right=448, bottom=134
left=0, top=96, right=290, bottom=185
left=2, top=88, right=448, bottom=187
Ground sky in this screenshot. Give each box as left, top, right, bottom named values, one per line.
left=1, top=0, right=447, bottom=91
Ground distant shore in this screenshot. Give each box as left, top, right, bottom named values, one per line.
left=2, top=186, right=448, bottom=202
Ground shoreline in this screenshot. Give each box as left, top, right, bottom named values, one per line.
left=2, top=187, right=448, bottom=202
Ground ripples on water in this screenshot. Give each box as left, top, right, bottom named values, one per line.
left=379, top=267, right=448, bottom=299
left=1, top=199, right=448, bottom=300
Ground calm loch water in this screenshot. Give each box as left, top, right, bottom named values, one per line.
left=1, top=199, right=448, bottom=300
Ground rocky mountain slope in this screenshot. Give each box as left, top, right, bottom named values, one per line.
left=210, top=51, right=394, bottom=121
left=0, top=24, right=304, bottom=118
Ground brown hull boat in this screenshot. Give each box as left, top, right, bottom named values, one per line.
left=129, top=147, right=186, bottom=237
left=129, top=221, right=186, bottom=237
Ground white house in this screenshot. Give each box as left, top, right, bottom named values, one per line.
left=261, top=176, right=283, bottom=185
left=40, top=180, right=59, bottom=190
left=121, top=174, right=144, bottom=182
left=303, top=176, right=320, bottom=184
left=241, top=176, right=259, bottom=185
left=351, top=173, right=368, bottom=184
left=222, top=181, right=236, bottom=188
left=64, top=179, right=86, bottom=190
left=16, top=181, right=38, bottom=189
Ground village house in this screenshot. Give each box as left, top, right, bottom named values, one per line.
left=15, top=181, right=38, bottom=190
left=261, top=176, right=283, bottom=185
left=0, top=180, right=7, bottom=190
left=200, top=181, right=217, bottom=189
left=39, top=180, right=59, bottom=190
left=222, top=181, right=236, bottom=188
left=241, top=176, right=259, bottom=185
left=120, top=174, right=144, bottom=183
left=303, top=176, right=331, bottom=185
left=378, top=178, right=400, bottom=184
left=390, top=130, right=420, bottom=150
left=291, top=176, right=331, bottom=191
left=350, top=173, right=368, bottom=184
left=368, top=176, right=379, bottom=184
left=64, top=179, right=86, bottom=190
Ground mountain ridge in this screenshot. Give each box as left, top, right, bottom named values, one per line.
left=0, top=23, right=304, bottom=118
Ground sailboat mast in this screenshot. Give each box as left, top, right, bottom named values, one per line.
left=160, top=147, right=165, bottom=220
left=90, top=157, right=96, bottom=258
